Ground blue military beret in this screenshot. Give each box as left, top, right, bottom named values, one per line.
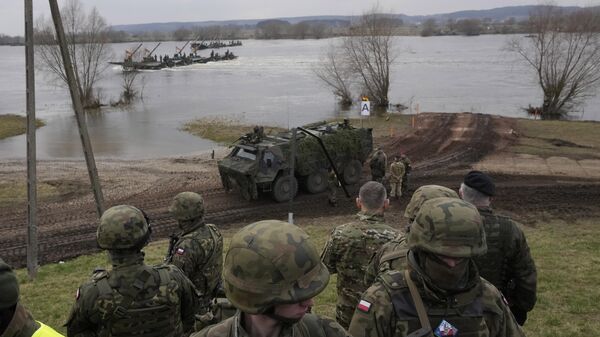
left=464, top=170, right=495, bottom=197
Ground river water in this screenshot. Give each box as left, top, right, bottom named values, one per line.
left=0, top=35, right=598, bottom=160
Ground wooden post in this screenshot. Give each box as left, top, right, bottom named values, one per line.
left=49, top=0, right=105, bottom=217
left=25, top=0, right=38, bottom=279
left=288, top=128, right=296, bottom=224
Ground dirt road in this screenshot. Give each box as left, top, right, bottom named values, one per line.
left=1, top=113, right=598, bottom=267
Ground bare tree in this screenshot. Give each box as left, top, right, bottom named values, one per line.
left=342, top=9, right=397, bottom=107
left=509, top=5, right=600, bottom=119
left=314, top=44, right=354, bottom=106
left=35, top=0, right=112, bottom=108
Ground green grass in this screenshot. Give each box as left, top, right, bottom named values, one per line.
left=511, top=119, right=600, bottom=159
left=182, top=117, right=285, bottom=144
left=13, top=218, right=600, bottom=336
left=0, top=114, right=45, bottom=140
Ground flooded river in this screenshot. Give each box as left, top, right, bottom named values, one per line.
left=0, top=35, right=598, bottom=159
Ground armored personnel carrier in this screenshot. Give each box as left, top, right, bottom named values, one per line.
left=218, top=121, right=373, bottom=202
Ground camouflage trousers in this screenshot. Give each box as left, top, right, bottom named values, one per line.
left=390, top=180, right=403, bottom=198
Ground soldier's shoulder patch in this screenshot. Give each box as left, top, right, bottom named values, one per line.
left=357, top=299, right=372, bottom=313
left=175, top=247, right=185, bottom=255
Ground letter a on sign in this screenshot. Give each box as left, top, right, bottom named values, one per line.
left=361, top=101, right=371, bottom=116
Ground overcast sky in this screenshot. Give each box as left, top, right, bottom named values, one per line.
left=1, top=0, right=597, bottom=36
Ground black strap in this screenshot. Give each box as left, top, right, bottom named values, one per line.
left=404, top=270, right=434, bottom=337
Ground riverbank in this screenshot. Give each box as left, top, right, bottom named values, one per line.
left=0, top=114, right=44, bottom=140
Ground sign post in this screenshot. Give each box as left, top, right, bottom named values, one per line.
left=360, top=96, right=370, bottom=128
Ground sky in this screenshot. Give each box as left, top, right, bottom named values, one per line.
left=1, top=0, right=597, bottom=36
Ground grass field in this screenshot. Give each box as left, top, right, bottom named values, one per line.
left=14, top=217, right=600, bottom=336
left=0, top=114, right=44, bottom=140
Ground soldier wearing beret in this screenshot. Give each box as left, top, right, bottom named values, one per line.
left=0, top=258, right=64, bottom=337
left=460, top=170, right=537, bottom=325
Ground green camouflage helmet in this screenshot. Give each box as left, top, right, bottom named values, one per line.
left=407, top=197, right=487, bottom=258
left=404, top=185, right=459, bottom=220
left=97, top=205, right=150, bottom=250
left=223, top=220, right=330, bottom=314
left=169, top=192, right=204, bottom=221
left=0, top=258, right=19, bottom=309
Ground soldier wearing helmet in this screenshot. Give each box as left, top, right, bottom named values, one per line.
left=66, top=205, right=199, bottom=337
left=321, top=181, right=399, bottom=329
left=459, top=170, right=537, bottom=325
left=349, top=198, right=525, bottom=337
left=0, top=258, right=64, bottom=337
left=165, top=192, right=223, bottom=322
left=368, top=149, right=387, bottom=183
left=364, top=185, right=459, bottom=286
left=192, top=220, right=348, bottom=337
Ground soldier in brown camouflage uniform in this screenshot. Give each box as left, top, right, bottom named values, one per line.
left=321, top=181, right=399, bottom=329
left=193, top=220, right=348, bottom=337
left=460, top=171, right=537, bottom=325
left=66, top=205, right=199, bottom=337
left=166, top=192, right=224, bottom=322
left=349, top=198, right=525, bottom=337
left=364, top=185, right=459, bottom=286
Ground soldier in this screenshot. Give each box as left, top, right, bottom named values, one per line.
left=193, top=220, right=348, bottom=337
left=321, top=181, right=399, bottom=329
left=166, top=192, right=224, bottom=324
left=364, top=185, right=459, bottom=286
left=66, top=205, right=199, bottom=337
left=0, top=259, right=64, bottom=337
left=349, top=198, right=525, bottom=337
left=388, top=156, right=405, bottom=199
left=368, top=149, right=387, bottom=183
left=459, top=170, right=537, bottom=325
left=400, top=153, right=411, bottom=193
left=327, top=168, right=340, bottom=207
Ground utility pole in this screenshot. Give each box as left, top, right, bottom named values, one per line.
left=49, top=0, right=105, bottom=217
left=288, top=128, right=297, bottom=224
left=25, top=0, right=38, bottom=279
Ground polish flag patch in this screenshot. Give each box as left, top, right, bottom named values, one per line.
left=176, top=248, right=185, bottom=255
left=357, top=300, right=372, bottom=313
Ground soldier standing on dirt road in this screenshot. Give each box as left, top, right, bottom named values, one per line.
left=369, top=149, right=387, bottom=183
left=66, top=205, right=199, bottom=337
left=459, top=170, right=537, bottom=325
left=349, top=198, right=525, bottom=337
left=193, top=220, right=349, bottom=337
left=321, top=181, right=399, bottom=329
left=400, top=153, right=411, bottom=193
left=0, top=259, right=64, bottom=337
left=166, top=192, right=224, bottom=328
left=389, top=156, right=405, bottom=200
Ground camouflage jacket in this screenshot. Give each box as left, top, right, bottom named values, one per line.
left=0, top=304, right=64, bottom=337
left=369, top=153, right=387, bottom=177
left=167, top=221, right=224, bottom=310
left=473, top=207, right=537, bottom=314
left=192, top=311, right=348, bottom=337
left=389, top=162, right=405, bottom=183
left=321, top=213, right=399, bottom=328
left=364, top=234, right=408, bottom=286
left=65, top=253, right=199, bottom=337
left=349, top=267, right=525, bottom=337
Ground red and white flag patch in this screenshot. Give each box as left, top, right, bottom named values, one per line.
left=357, top=300, right=372, bottom=313
left=176, top=247, right=185, bottom=255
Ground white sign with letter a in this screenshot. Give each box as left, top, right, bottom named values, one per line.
left=360, top=101, right=371, bottom=116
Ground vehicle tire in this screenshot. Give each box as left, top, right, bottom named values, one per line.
left=304, top=170, right=328, bottom=194
left=272, top=174, right=298, bottom=202
left=343, top=159, right=363, bottom=185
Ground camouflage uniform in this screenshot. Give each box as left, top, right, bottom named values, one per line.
left=327, top=170, right=339, bottom=206
left=389, top=159, right=405, bottom=198
left=166, top=192, right=224, bottom=316
left=364, top=185, right=459, bottom=286
left=321, top=213, right=399, bottom=329
left=400, top=155, right=411, bottom=193
left=193, top=220, right=348, bottom=337
left=369, top=150, right=387, bottom=183
left=349, top=198, right=525, bottom=337
left=474, top=206, right=537, bottom=325
left=66, top=205, right=199, bottom=337
left=0, top=259, right=64, bottom=337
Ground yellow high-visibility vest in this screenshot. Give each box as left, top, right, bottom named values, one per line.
left=31, top=322, right=64, bottom=337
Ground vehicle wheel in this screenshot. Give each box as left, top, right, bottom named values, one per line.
left=272, top=174, right=298, bottom=202
left=304, top=170, right=328, bottom=194
left=343, top=160, right=363, bottom=185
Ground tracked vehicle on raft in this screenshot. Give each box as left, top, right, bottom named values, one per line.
left=218, top=120, right=373, bottom=202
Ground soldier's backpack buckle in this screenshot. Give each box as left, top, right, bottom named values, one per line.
left=113, top=305, right=128, bottom=318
